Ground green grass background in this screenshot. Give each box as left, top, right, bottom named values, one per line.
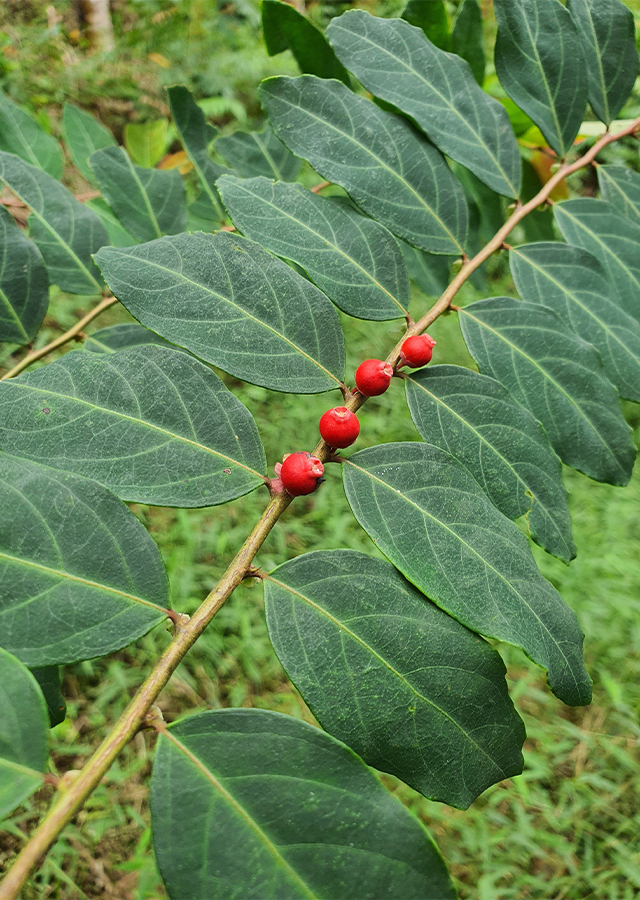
left=1, top=2, right=639, bottom=898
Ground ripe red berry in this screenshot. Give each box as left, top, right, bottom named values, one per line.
left=279, top=452, right=325, bottom=497
left=399, top=334, right=436, bottom=368
left=354, top=359, right=393, bottom=396
left=319, top=407, right=360, bottom=448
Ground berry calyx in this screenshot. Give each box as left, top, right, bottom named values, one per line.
left=354, top=359, right=393, bottom=396
left=279, top=452, right=325, bottom=497
left=398, top=334, right=436, bottom=368
left=319, top=407, right=360, bottom=448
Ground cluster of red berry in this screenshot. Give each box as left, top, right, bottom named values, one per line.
left=277, top=333, right=436, bottom=496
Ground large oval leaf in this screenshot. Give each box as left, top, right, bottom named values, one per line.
left=0, top=205, right=48, bottom=345
left=259, top=75, right=468, bottom=255
left=405, top=365, right=575, bottom=562
left=554, top=198, right=640, bottom=321
left=95, top=232, right=345, bottom=393
left=151, top=708, right=456, bottom=900
left=510, top=242, right=640, bottom=403
left=327, top=11, right=520, bottom=198
left=83, top=323, right=188, bottom=355
left=216, top=125, right=302, bottom=182
left=458, top=297, right=636, bottom=486
left=493, top=0, right=588, bottom=158
left=264, top=549, right=525, bottom=809
left=0, top=346, right=266, bottom=507
left=0, top=151, right=107, bottom=295
left=0, top=647, right=47, bottom=818
left=218, top=175, right=410, bottom=321
left=597, top=165, right=640, bottom=227
left=89, top=146, right=187, bottom=242
left=342, top=443, right=591, bottom=706
left=62, top=102, right=116, bottom=184
left=451, top=0, right=485, bottom=86
left=567, top=0, right=639, bottom=125
left=0, top=454, right=169, bottom=666
left=0, top=91, right=63, bottom=179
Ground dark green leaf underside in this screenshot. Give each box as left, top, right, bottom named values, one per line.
left=342, top=442, right=591, bottom=707
left=216, top=124, right=302, bottom=182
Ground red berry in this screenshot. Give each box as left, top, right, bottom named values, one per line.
left=279, top=452, right=325, bottom=497
left=319, top=407, right=360, bottom=448
left=355, top=359, right=393, bottom=396
left=399, top=334, right=436, bottom=368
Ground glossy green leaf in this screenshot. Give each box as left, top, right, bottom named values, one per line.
left=30, top=666, right=66, bottom=727
left=151, top=708, right=456, bottom=900
left=0, top=648, right=47, bottom=818
left=342, top=443, right=591, bottom=707
left=493, top=0, right=588, bottom=157
left=95, top=232, right=345, bottom=393
left=459, top=297, right=636, bottom=486
left=83, top=323, right=188, bottom=354
left=265, top=550, right=525, bottom=808
left=406, top=365, right=575, bottom=562
left=260, top=75, right=468, bottom=255
left=401, top=0, right=450, bottom=51
left=89, top=146, right=187, bottom=242
left=510, top=242, right=640, bottom=403
left=0, top=346, right=266, bottom=507
left=597, top=165, right=640, bottom=227
left=327, top=11, right=520, bottom=198
left=261, top=0, right=351, bottom=85
left=123, top=119, right=167, bottom=168
left=218, top=175, right=410, bottom=320
left=567, top=0, right=639, bottom=125
left=62, top=102, right=116, bottom=183
left=399, top=241, right=450, bottom=298
left=167, top=86, right=230, bottom=223
left=451, top=0, right=485, bottom=86
left=0, top=205, right=48, bottom=345
left=0, top=151, right=107, bottom=295
left=554, top=198, right=640, bottom=321
left=216, top=124, right=302, bottom=182
left=0, top=453, right=169, bottom=667
left=0, top=91, right=63, bottom=179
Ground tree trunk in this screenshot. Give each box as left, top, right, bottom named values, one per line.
left=79, top=0, right=115, bottom=53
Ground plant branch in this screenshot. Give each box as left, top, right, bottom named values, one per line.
left=0, top=295, right=118, bottom=381
left=2, top=116, right=638, bottom=900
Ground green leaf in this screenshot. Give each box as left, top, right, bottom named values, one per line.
left=216, top=124, right=302, bottom=182
left=265, top=549, right=525, bottom=809
left=0, top=346, right=266, bottom=508
left=260, top=75, right=468, bottom=255
left=0, top=648, right=47, bottom=818
left=493, top=0, right=588, bottom=157
left=458, top=297, right=636, bottom=486
left=399, top=241, right=450, bottom=298
left=451, top=0, right=485, bottom=86
left=554, top=198, right=640, bottom=321
left=62, top=102, right=116, bottom=184
left=218, top=175, right=410, bottom=321
left=151, top=708, right=456, bottom=900
left=0, top=151, right=107, bottom=295
left=0, top=91, right=63, bottom=179
left=401, top=0, right=451, bottom=51
left=83, top=323, right=188, bottom=354
left=167, top=86, right=231, bottom=223
left=405, top=365, right=575, bottom=562
left=510, top=242, right=640, bottom=404
left=89, top=146, right=187, bottom=242
left=597, top=165, right=640, bottom=227
left=0, top=205, right=48, bottom=345
left=342, top=443, right=592, bottom=707
left=261, top=0, right=351, bottom=85
left=0, top=453, right=169, bottom=667
left=84, top=197, right=138, bottom=247
left=30, top=666, right=66, bottom=727
left=123, top=119, right=167, bottom=168
left=567, top=0, right=639, bottom=125
left=327, top=11, right=521, bottom=198
left=95, top=232, right=345, bottom=394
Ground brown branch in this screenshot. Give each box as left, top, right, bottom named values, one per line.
left=1, top=116, right=638, bottom=900
left=1, top=295, right=118, bottom=381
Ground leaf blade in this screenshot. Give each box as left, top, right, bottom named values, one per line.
left=216, top=124, right=302, bottom=182
left=0, top=91, right=63, bottom=179
left=62, top=102, right=116, bottom=183
left=0, top=205, right=49, bottom=345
